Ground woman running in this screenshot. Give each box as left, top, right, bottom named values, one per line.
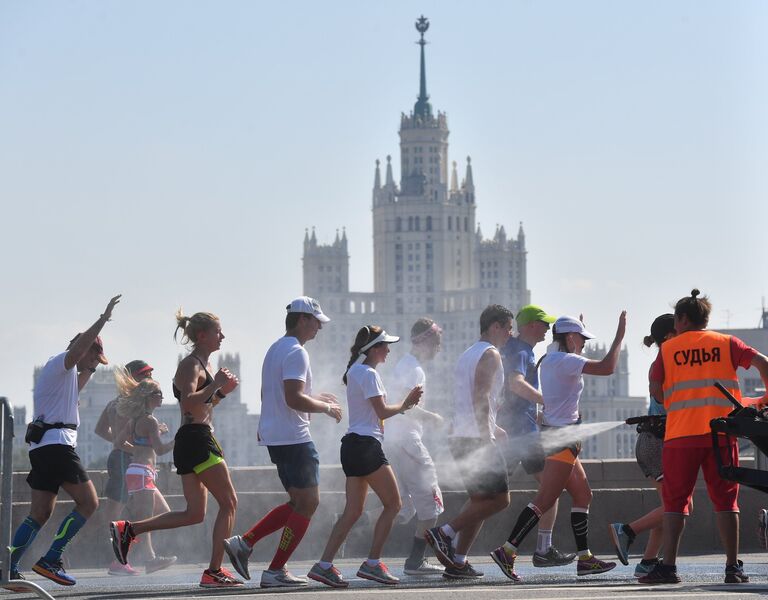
left=609, top=314, right=677, bottom=576
left=491, top=312, right=626, bottom=581
left=308, top=326, right=423, bottom=588
left=113, top=366, right=177, bottom=574
left=110, top=310, right=241, bottom=588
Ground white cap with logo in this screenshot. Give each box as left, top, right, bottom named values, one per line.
left=287, top=296, right=330, bottom=323
left=553, top=315, right=596, bottom=339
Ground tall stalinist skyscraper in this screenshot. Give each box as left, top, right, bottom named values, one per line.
left=303, top=16, right=530, bottom=407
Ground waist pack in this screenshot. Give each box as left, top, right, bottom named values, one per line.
left=25, top=418, right=77, bottom=444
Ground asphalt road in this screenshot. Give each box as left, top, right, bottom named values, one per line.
left=4, top=553, right=768, bottom=600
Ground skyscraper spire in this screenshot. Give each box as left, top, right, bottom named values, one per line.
left=385, top=155, right=395, bottom=187
left=465, top=156, right=474, bottom=191
left=413, top=15, right=433, bottom=121
left=373, top=159, right=381, bottom=189
left=450, top=160, right=458, bottom=192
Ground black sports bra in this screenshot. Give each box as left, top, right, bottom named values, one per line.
left=173, top=355, right=215, bottom=403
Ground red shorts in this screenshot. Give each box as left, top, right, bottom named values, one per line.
left=662, top=435, right=739, bottom=514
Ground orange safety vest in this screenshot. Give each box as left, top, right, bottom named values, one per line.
left=661, top=330, right=741, bottom=441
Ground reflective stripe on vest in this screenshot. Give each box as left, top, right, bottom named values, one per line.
left=664, top=377, right=740, bottom=396
left=666, top=396, right=734, bottom=411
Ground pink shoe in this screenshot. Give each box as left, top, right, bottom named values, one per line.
left=108, top=560, right=140, bottom=576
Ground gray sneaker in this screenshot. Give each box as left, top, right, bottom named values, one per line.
left=357, top=561, right=399, bottom=584
left=608, top=522, right=631, bottom=565
left=260, top=567, right=308, bottom=588
left=532, top=546, right=577, bottom=567
left=307, top=563, right=348, bottom=588
left=223, top=535, right=252, bottom=580
left=403, top=558, right=443, bottom=576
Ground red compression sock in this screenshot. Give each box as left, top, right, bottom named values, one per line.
left=242, top=503, right=293, bottom=547
left=268, top=511, right=311, bottom=571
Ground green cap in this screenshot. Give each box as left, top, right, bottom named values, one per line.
left=516, top=305, right=556, bottom=327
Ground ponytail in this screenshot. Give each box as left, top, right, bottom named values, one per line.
left=343, top=325, right=383, bottom=385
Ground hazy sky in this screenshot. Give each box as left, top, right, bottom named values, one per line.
left=2, top=1, right=767, bottom=415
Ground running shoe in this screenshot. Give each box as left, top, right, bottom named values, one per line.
left=490, top=547, right=521, bottom=582
left=223, top=534, right=252, bottom=580
left=425, top=526, right=455, bottom=568
left=357, top=561, right=399, bottom=584
left=443, top=561, right=484, bottom=579
left=403, top=557, right=444, bottom=575
left=634, top=558, right=659, bottom=578
left=260, top=567, right=308, bottom=588
left=145, top=556, right=177, bottom=574
left=637, top=563, right=681, bottom=584
left=608, top=522, right=631, bottom=565
left=724, top=560, right=749, bottom=584
left=577, top=555, right=616, bottom=576
left=758, top=509, right=768, bottom=550
left=109, top=520, right=135, bottom=565
left=532, top=546, right=577, bottom=567
left=108, top=560, right=140, bottom=576
left=32, top=558, right=76, bottom=586
left=199, top=567, right=243, bottom=588
left=2, top=569, right=28, bottom=593
left=307, top=562, right=349, bottom=588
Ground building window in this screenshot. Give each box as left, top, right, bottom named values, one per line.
left=396, top=217, right=402, bottom=232
left=447, top=216, right=452, bottom=231
left=415, top=216, right=420, bottom=231
left=464, top=216, right=468, bottom=232
left=426, top=216, right=432, bottom=231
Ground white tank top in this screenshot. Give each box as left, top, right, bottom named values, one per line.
left=451, top=341, right=503, bottom=440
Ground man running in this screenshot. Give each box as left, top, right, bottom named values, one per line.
left=223, top=297, right=342, bottom=588
left=497, top=305, right=575, bottom=568
left=8, top=294, right=121, bottom=587
left=385, top=318, right=445, bottom=576
left=425, top=304, right=513, bottom=579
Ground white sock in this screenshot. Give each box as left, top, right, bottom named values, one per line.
left=440, top=524, right=457, bottom=539
left=317, top=561, right=333, bottom=570
left=454, top=553, right=466, bottom=565
left=365, top=558, right=380, bottom=567
left=537, top=530, right=552, bottom=554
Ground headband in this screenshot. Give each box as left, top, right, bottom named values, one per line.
left=411, top=322, right=442, bottom=344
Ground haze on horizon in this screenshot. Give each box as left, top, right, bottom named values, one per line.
left=1, top=1, right=767, bottom=414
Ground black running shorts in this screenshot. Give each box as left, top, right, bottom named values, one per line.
left=173, top=424, right=225, bottom=476
left=27, top=444, right=90, bottom=494
left=449, top=437, right=509, bottom=496
left=105, top=448, right=133, bottom=503
left=340, top=433, right=388, bottom=477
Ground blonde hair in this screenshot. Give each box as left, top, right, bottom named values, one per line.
left=174, top=308, right=219, bottom=345
left=114, top=366, right=162, bottom=419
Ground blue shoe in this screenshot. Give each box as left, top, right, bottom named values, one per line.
left=32, top=558, right=76, bottom=586
left=634, top=558, right=659, bottom=578
left=608, top=522, right=631, bottom=565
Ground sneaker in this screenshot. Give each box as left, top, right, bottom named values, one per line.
left=223, top=534, right=252, bottom=580
left=577, top=555, right=617, bottom=576
left=145, top=556, right=177, bottom=574
left=532, top=546, right=577, bottom=567
left=357, top=561, right=399, bottom=585
left=260, top=567, right=308, bottom=588
left=108, top=560, right=141, bottom=575
left=2, top=569, right=28, bottom=593
left=443, top=561, right=484, bottom=579
left=32, top=558, right=76, bottom=586
left=490, top=547, right=521, bottom=582
left=724, top=559, right=749, bottom=584
left=110, top=520, right=135, bottom=565
left=634, top=558, right=660, bottom=578
left=199, top=567, right=244, bottom=588
left=758, top=509, right=768, bottom=550
left=425, top=527, right=455, bottom=568
left=403, top=557, right=444, bottom=576
left=637, top=563, right=681, bottom=584
left=608, top=523, right=631, bottom=565
left=307, top=562, right=349, bottom=588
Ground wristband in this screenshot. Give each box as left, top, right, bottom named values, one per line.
left=215, top=390, right=226, bottom=399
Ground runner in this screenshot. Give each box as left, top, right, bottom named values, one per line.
left=95, top=359, right=154, bottom=576
left=609, top=313, right=678, bottom=576
left=113, top=366, right=177, bottom=574
left=110, top=309, right=242, bottom=588
left=8, top=294, right=121, bottom=588
left=384, top=318, right=445, bottom=576
left=308, top=325, right=422, bottom=588
left=223, top=297, right=342, bottom=588
left=497, top=305, right=575, bottom=568
left=425, top=304, right=514, bottom=580
left=490, top=312, right=626, bottom=582
left=638, top=290, right=768, bottom=584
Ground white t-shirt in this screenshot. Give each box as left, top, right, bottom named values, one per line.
left=451, top=341, right=504, bottom=440
left=31, top=352, right=80, bottom=449
left=540, top=351, right=589, bottom=426
left=257, top=336, right=313, bottom=446
left=345, top=363, right=387, bottom=442
left=385, top=353, right=426, bottom=442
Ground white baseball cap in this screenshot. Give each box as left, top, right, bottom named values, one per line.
left=554, top=315, right=595, bottom=339
left=287, top=296, right=330, bottom=323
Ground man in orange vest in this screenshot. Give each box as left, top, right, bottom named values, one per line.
left=639, top=289, right=768, bottom=585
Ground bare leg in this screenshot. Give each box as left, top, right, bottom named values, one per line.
left=320, top=478, right=368, bottom=563
left=197, top=462, right=238, bottom=571
left=451, top=493, right=510, bottom=556
left=661, top=513, right=685, bottom=566
left=130, top=491, right=158, bottom=559
left=131, top=474, right=207, bottom=534
left=365, top=466, right=402, bottom=559
left=716, top=512, right=739, bottom=565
